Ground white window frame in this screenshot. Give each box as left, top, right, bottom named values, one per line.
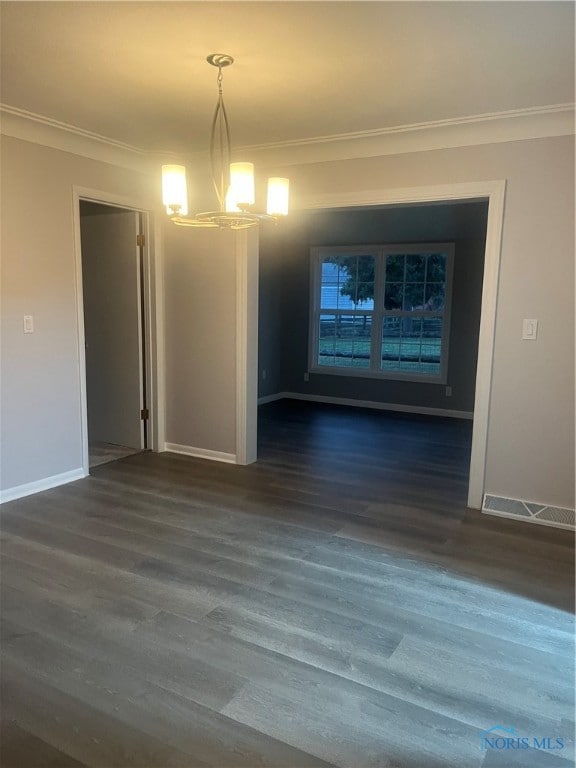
left=309, top=243, right=455, bottom=384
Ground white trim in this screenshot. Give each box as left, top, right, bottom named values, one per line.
left=164, top=443, right=237, bottom=464
left=2, top=102, right=573, bottom=171
left=235, top=230, right=259, bottom=465
left=235, top=231, right=248, bottom=466
left=258, top=393, right=285, bottom=405
left=299, top=181, right=502, bottom=212
left=232, top=104, right=575, bottom=166
left=258, top=392, right=473, bottom=420
left=0, top=469, right=86, bottom=504
left=467, top=182, right=506, bottom=509
left=150, top=215, right=166, bottom=453
left=482, top=508, right=575, bottom=532
left=294, top=180, right=506, bottom=510
left=133, top=213, right=146, bottom=449
left=72, top=186, right=165, bottom=476
left=72, top=190, right=90, bottom=475
left=0, top=104, right=151, bottom=172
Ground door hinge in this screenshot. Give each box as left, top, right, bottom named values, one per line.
left=140, top=408, right=149, bottom=420
left=136, top=233, right=145, bottom=247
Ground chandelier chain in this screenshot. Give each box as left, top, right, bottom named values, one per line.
left=209, top=62, right=231, bottom=210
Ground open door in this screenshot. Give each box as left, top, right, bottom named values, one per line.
left=80, top=202, right=145, bottom=454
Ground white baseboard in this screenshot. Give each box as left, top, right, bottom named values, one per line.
left=164, top=443, right=237, bottom=464
left=0, top=468, right=87, bottom=504
left=259, top=391, right=473, bottom=420
left=257, top=393, right=285, bottom=405
left=482, top=508, right=574, bottom=531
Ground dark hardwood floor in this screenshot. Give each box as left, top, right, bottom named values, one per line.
left=1, top=400, right=574, bottom=768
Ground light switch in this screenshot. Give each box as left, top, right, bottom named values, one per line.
left=23, top=315, right=34, bottom=334
left=522, top=318, right=538, bottom=340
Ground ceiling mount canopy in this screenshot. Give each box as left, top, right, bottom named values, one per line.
left=162, top=54, right=289, bottom=230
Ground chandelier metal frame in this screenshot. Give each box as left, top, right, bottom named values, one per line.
left=163, top=54, right=288, bottom=230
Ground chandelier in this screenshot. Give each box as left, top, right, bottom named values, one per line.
left=161, top=54, right=289, bottom=230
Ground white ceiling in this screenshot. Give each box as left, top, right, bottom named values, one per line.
left=0, top=1, right=574, bottom=155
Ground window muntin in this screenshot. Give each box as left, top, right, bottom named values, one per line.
left=380, top=251, right=448, bottom=376
left=317, top=252, right=375, bottom=370
left=320, top=256, right=375, bottom=311
left=318, top=314, right=373, bottom=369
left=310, top=244, right=454, bottom=383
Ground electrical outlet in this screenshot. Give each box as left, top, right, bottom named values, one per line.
left=261, top=368, right=267, bottom=380
left=23, top=315, right=34, bottom=334
left=303, top=372, right=310, bottom=382
left=445, top=386, right=452, bottom=397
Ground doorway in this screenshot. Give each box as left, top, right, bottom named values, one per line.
left=79, top=200, right=148, bottom=469
left=257, top=200, right=487, bottom=508
left=254, top=180, right=505, bottom=508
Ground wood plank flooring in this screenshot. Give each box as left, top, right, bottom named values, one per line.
left=89, top=443, right=142, bottom=469
left=1, top=400, right=574, bottom=767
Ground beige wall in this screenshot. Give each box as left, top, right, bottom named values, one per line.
left=0, top=136, right=155, bottom=491
left=2, top=131, right=574, bottom=511
left=1, top=135, right=247, bottom=492
left=268, top=135, right=574, bottom=508
left=163, top=225, right=237, bottom=456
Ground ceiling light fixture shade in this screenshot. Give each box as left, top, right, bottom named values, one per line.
left=162, top=164, right=189, bottom=216
left=230, top=162, right=255, bottom=206
left=162, top=54, right=289, bottom=230
left=267, top=177, right=290, bottom=216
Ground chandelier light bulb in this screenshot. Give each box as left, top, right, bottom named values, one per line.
left=267, top=177, right=290, bottom=216
left=229, top=163, right=255, bottom=206
left=162, top=164, right=188, bottom=216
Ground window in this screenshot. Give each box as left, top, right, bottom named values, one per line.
left=310, top=243, right=454, bottom=383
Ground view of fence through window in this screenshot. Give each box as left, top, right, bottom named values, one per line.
left=317, top=249, right=450, bottom=378
left=319, top=255, right=374, bottom=368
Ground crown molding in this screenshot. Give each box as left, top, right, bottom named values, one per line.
left=0, top=104, right=151, bottom=172
left=1, top=102, right=574, bottom=171
left=238, top=104, right=575, bottom=167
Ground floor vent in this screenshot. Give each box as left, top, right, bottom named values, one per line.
left=482, top=495, right=575, bottom=530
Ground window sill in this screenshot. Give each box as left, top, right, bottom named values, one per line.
left=309, top=365, right=446, bottom=385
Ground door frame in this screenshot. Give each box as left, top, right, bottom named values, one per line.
left=277, top=180, right=506, bottom=509
left=72, top=186, right=165, bottom=475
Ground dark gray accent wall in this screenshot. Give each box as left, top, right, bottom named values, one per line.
left=259, top=202, right=487, bottom=412
left=258, top=226, right=287, bottom=398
